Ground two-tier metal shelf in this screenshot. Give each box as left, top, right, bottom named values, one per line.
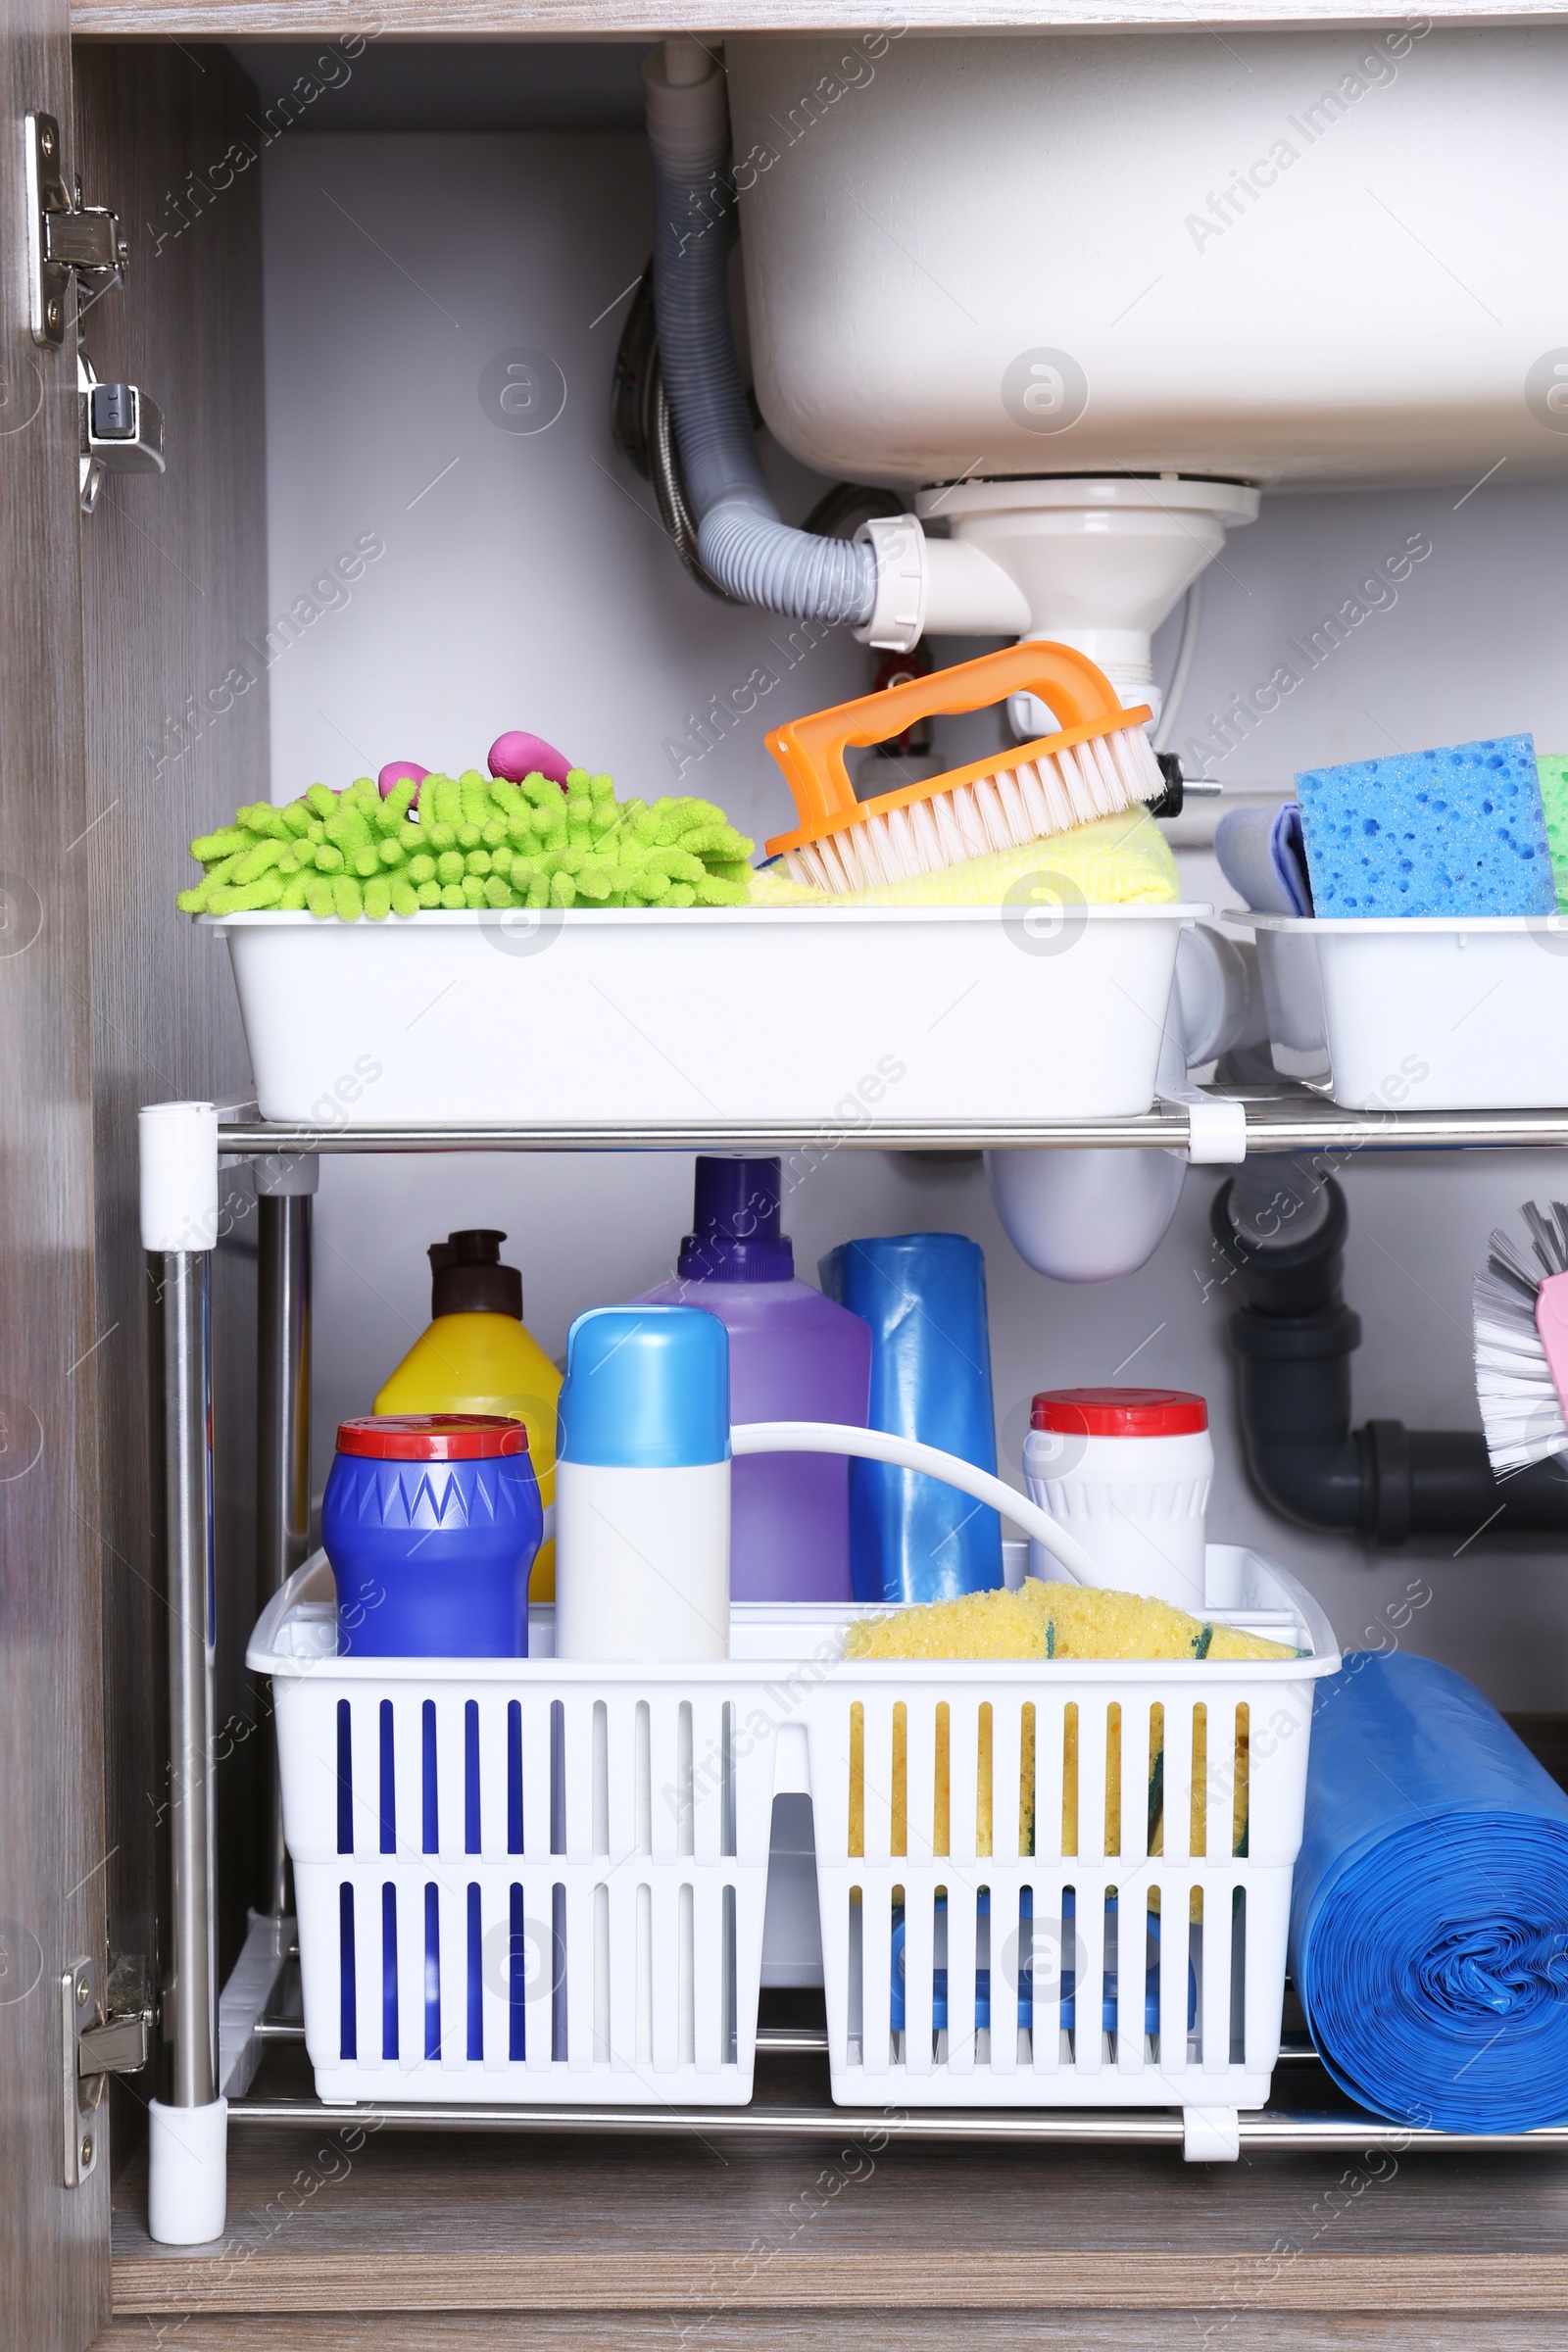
left=147, top=1082, right=1568, bottom=2193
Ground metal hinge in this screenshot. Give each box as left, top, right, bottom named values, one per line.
left=24, top=110, right=127, bottom=347
left=63, top=1954, right=154, bottom=2188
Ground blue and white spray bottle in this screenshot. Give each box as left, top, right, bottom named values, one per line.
left=554, top=1305, right=731, bottom=1662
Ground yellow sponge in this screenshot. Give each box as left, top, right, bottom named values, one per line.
left=844, top=1579, right=1294, bottom=1871
left=748, top=807, right=1180, bottom=909
left=844, top=1577, right=1297, bottom=1665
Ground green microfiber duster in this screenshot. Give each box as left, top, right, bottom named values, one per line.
left=179, top=772, right=757, bottom=920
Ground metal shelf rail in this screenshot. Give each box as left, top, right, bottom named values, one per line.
left=214, top=1940, right=1568, bottom=2156
left=218, top=1094, right=1568, bottom=1156
left=221, top=2098, right=1568, bottom=2155
left=141, top=1085, right=1568, bottom=2235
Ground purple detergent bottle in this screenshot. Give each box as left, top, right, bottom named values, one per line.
left=635, top=1156, right=871, bottom=1602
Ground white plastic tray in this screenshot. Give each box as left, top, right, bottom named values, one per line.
left=207, top=904, right=1203, bottom=1128
left=1234, top=911, right=1568, bottom=1111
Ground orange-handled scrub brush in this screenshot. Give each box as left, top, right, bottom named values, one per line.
left=763, top=641, right=1166, bottom=893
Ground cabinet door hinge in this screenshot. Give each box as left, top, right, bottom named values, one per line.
left=24, top=112, right=126, bottom=348
left=63, top=1953, right=154, bottom=2188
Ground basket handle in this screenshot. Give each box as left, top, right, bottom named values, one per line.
left=730, top=1419, right=1098, bottom=1583
left=764, top=640, right=1138, bottom=836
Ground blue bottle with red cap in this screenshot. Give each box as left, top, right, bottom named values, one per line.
left=635, top=1157, right=871, bottom=1602
left=322, top=1413, right=542, bottom=1657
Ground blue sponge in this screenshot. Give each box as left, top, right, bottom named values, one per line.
left=1295, top=734, right=1555, bottom=917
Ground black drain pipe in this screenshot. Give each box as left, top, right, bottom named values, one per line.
left=1210, top=1167, right=1568, bottom=1544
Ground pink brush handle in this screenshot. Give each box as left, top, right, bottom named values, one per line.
left=1537, top=1271, right=1568, bottom=1412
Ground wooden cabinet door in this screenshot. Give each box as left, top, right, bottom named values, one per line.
left=0, top=13, right=112, bottom=2352
left=72, top=40, right=266, bottom=2170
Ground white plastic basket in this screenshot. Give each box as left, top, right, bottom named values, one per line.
left=1236, top=910, right=1568, bottom=1110
left=251, top=1544, right=1337, bottom=2128
left=207, top=903, right=1203, bottom=1128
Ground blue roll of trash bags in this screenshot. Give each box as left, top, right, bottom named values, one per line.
left=818, top=1231, right=1003, bottom=1602
left=1291, top=1650, right=1568, bottom=2132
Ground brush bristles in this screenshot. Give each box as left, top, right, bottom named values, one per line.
left=782, top=719, right=1165, bottom=894
left=1474, top=1201, right=1568, bottom=1470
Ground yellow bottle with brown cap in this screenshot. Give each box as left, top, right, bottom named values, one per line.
left=373, top=1230, right=562, bottom=1598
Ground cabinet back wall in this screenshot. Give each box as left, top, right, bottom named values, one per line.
left=253, top=124, right=1568, bottom=1709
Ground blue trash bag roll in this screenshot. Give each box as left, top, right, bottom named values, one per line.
left=1290, top=1650, right=1568, bottom=2132
left=818, top=1231, right=1003, bottom=1602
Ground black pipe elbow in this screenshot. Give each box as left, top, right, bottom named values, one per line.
left=1227, top=1296, right=1370, bottom=1534
left=1211, top=1175, right=1568, bottom=1545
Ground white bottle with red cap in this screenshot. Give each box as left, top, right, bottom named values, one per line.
left=1022, top=1388, right=1213, bottom=1613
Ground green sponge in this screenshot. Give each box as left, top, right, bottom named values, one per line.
left=1538, top=757, right=1568, bottom=909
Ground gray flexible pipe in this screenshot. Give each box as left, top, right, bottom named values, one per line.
left=645, top=51, right=877, bottom=625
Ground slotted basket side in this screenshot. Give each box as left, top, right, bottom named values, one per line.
left=803, top=1665, right=1317, bottom=2112
left=275, top=1670, right=781, bottom=2106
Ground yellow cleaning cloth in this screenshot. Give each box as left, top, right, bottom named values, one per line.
left=845, top=1580, right=1294, bottom=1867
left=747, top=807, right=1180, bottom=908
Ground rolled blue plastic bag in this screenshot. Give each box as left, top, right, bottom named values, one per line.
left=817, top=1232, right=1003, bottom=1602
left=1290, top=1651, right=1568, bottom=2132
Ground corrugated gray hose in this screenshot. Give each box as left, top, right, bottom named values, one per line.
left=646, top=59, right=876, bottom=626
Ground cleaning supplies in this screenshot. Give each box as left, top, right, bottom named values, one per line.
left=762, top=642, right=1166, bottom=892
left=322, top=1414, right=540, bottom=1657
left=1023, top=1388, right=1213, bottom=1612
left=554, top=1304, right=730, bottom=1661
left=489, top=730, right=572, bottom=787
left=1473, top=1199, right=1568, bottom=1472
left=1292, top=1650, right=1568, bottom=2132
left=634, top=1156, right=871, bottom=1601
left=890, top=1890, right=1191, bottom=2043
left=818, top=1232, right=1003, bottom=1602
left=1537, top=754, right=1568, bottom=908
left=1212, top=801, right=1313, bottom=915
left=1295, top=734, right=1556, bottom=917
left=377, top=759, right=429, bottom=802
left=843, top=1576, right=1295, bottom=1665
left=844, top=1578, right=1285, bottom=1868
left=747, top=806, right=1180, bottom=909
left=178, top=773, right=755, bottom=917
left=373, top=1230, right=563, bottom=1597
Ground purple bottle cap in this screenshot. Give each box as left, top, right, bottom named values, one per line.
left=678, top=1155, right=794, bottom=1284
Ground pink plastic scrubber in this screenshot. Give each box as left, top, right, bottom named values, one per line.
left=489, top=731, right=571, bottom=790
left=378, top=760, right=429, bottom=802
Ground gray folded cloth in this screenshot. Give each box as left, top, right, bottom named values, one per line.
left=1214, top=802, right=1313, bottom=916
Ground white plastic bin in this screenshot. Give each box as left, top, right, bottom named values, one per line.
left=208, top=904, right=1203, bottom=1128
left=251, top=1544, right=1336, bottom=2126
left=1236, top=912, right=1568, bottom=1110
